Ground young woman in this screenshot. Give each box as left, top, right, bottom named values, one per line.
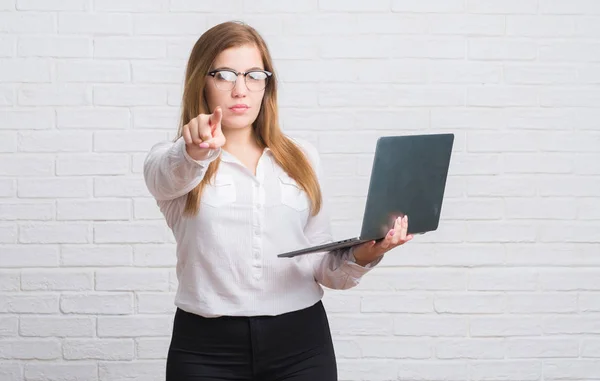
left=143, top=21, right=413, bottom=381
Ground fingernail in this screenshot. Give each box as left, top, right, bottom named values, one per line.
left=389, top=230, right=395, bottom=236
left=199, top=142, right=209, bottom=148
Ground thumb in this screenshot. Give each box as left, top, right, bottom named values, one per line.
left=210, top=106, right=222, bottom=127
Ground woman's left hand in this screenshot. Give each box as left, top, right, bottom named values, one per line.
left=352, top=215, right=413, bottom=266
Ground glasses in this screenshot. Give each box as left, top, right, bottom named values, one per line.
left=207, top=69, right=272, bottom=92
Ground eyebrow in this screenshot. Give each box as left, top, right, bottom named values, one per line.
left=212, top=66, right=265, bottom=72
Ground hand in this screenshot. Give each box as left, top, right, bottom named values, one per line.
left=182, top=107, right=226, bottom=161
left=352, top=215, right=414, bottom=266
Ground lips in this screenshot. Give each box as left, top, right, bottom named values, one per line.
left=230, top=104, right=249, bottom=111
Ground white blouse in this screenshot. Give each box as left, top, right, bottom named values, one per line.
left=143, top=136, right=380, bottom=318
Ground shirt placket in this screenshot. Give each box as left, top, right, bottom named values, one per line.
left=251, top=158, right=266, bottom=279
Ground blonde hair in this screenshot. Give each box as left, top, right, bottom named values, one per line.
left=177, top=21, right=322, bottom=217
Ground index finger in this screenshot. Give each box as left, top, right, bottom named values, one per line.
left=209, top=106, right=222, bottom=127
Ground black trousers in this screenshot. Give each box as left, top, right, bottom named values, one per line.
left=166, top=300, right=337, bottom=381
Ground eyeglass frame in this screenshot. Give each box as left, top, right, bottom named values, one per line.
left=207, top=68, right=273, bottom=92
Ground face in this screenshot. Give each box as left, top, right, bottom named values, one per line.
left=205, top=44, right=268, bottom=131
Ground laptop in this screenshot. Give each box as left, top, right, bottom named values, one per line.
left=277, top=133, right=454, bottom=258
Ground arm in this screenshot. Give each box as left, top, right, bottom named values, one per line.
left=143, top=136, right=220, bottom=201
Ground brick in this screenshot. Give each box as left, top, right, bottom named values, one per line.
left=61, top=245, right=133, bottom=267
left=94, top=0, right=168, bottom=12
left=507, top=16, right=576, bottom=37
left=429, top=15, right=505, bottom=35
left=18, top=131, right=91, bottom=152
left=95, top=269, right=170, bottom=291
left=0, top=116, right=45, bottom=141
left=60, top=293, right=133, bottom=315
left=93, top=85, right=167, bottom=106
left=506, top=244, right=600, bottom=266
left=361, top=294, right=433, bottom=313
left=94, top=37, right=166, bottom=59
left=0, top=340, right=61, bottom=360
left=540, top=0, right=600, bottom=14
left=539, top=41, right=600, bottom=62
left=57, top=199, right=131, bottom=220
left=0, top=271, right=19, bottom=291
left=56, top=61, right=130, bottom=83
left=57, top=107, right=130, bottom=129
left=244, top=0, right=316, bottom=12
left=393, top=0, right=464, bottom=12
left=0, top=12, right=54, bottom=33
left=133, top=14, right=207, bottom=35
left=469, top=361, right=541, bottom=381
left=63, top=339, right=134, bottom=360
left=329, top=315, right=393, bottom=336
left=0, top=201, right=53, bottom=220
left=19, top=36, right=90, bottom=58
left=467, top=86, right=537, bottom=106
left=502, top=153, right=574, bottom=174
left=442, top=198, right=503, bottom=220
left=17, top=0, right=89, bottom=10
left=581, top=339, right=600, bottom=357
left=98, top=361, right=165, bottom=381
left=56, top=154, right=129, bottom=175
left=0, top=363, right=21, bottom=380
left=170, top=0, right=240, bottom=11
left=468, top=269, right=537, bottom=291
left=21, top=270, right=93, bottom=291
left=0, top=223, right=17, bottom=243
left=132, top=107, right=179, bottom=129
left=0, top=58, right=52, bottom=82
left=538, top=176, right=600, bottom=197
left=94, top=131, right=167, bottom=152
left=59, top=12, right=131, bottom=34
left=0, top=35, right=14, bottom=56
left=544, top=317, right=600, bottom=334
left=0, top=155, right=53, bottom=176
left=506, top=108, right=576, bottom=130
left=578, top=197, right=600, bottom=219
left=0, top=179, right=15, bottom=197
left=506, top=338, right=578, bottom=359
left=18, top=84, right=90, bottom=106
left=319, top=0, right=390, bottom=12
left=436, top=339, right=504, bottom=359
left=429, top=61, right=501, bottom=83
left=0, top=294, right=59, bottom=313
left=467, top=176, right=537, bottom=197
left=0, top=85, right=13, bottom=105
left=0, top=132, right=15, bottom=152
left=136, top=292, right=175, bottom=314
left=394, top=316, right=468, bottom=336
left=435, top=293, right=505, bottom=314
left=539, top=269, right=600, bottom=290
left=23, top=363, right=98, bottom=381
left=0, top=245, right=58, bottom=267
left=20, top=316, right=94, bottom=337
left=505, top=197, right=577, bottom=219
left=538, top=221, right=600, bottom=243
left=467, top=0, right=538, bottom=13
left=132, top=61, right=184, bottom=84
left=544, top=360, right=600, bottom=380
left=431, top=108, right=504, bottom=129
left=469, top=38, right=537, bottom=60
left=358, top=338, right=432, bottom=359
left=319, top=36, right=392, bottom=59
left=397, top=361, right=468, bottom=381
left=466, top=221, right=536, bottom=243
left=505, top=64, right=576, bottom=84
left=18, top=178, right=91, bottom=198
left=359, top=269, right=466, bottom=291
left=133, top=244, right=176, bottom=267
left=507, top=293, right=578, bottom=314
left=321, top=293, right=361, bottom=313
left=470, top=317, right=542, bottom=337
left=97, top=316, right=173, bottom=337
left=94, top=177, right=150, bottom=197
left=282, top=14, right=357, bottom=35
left=0, top=316, right=17, bottom=336
left=94, top=222, right=172, bottom=244
left=20, top=222, right=90, bottom=244
left=136, top=338, right=170, bottom=359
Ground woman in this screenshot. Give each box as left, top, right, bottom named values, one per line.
left=143, top=21, right=413, bottom=381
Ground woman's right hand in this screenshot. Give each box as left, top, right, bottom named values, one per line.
left=183, top=106, right=226, bottom=161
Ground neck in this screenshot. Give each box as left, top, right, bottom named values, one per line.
left=222, top=125, right=259, bottom=153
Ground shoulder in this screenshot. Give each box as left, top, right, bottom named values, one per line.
left=287, top=135, right=321, bottom=169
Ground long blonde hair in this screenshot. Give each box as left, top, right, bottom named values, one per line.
left=177, top=21, right=322, bottom=217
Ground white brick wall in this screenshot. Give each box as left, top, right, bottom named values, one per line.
left=0, top=0, right=599, bottom=380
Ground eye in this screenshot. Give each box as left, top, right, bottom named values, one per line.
left=247, top=71, right=268, bottom=81
left=214, top=71, right=236, bottom=81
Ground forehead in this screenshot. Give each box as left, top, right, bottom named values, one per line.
left=212, top=44, right=264, bottom=70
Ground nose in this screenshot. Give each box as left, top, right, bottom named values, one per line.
left=231, top=74, right=247, bottom=98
